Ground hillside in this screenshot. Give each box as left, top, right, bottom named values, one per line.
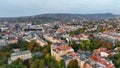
left=0, top=13, right=119, bottom=23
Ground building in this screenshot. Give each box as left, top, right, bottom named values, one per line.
left=36, top=39, right=48, bottom=47
left=61, top=51, right=80, bottom=68
left=89, top=56, right=115, bottom=68
left=43, top=34, right=61, bottom=43
left=51, top=43, right=74, bottom=61
left=94, top=33, right=118, bottom=46
left=77, top=49, right=92, bottom=68
left=8, top=50, right=32, bottom=64
left=0, top=39, right=8, bottom=46
left=8, top=38, right=18, bottom=44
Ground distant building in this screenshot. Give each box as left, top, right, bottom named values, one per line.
left=8, top=50, right=32, bottom=64
left=94, top=33, right=118, bottom=46
left=0, top=39, right=8, bottom=46
left=43, top=34, right=61, bottom=43
left=0, top=27, right=9, bottom=32
left=8, top=38, right=18, bottom=44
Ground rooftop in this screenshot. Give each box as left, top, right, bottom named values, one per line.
left=11, top=50, right=31, bottom=57
left=57, top=45, right=72, bottom=51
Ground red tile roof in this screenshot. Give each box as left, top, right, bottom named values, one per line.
left=57, top=45, right=72, bottom=51
left=90, top=56, right=115, bottom=68
left=56, top=28, right=64, bottom=32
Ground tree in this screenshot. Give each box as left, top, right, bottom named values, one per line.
left=116, top=42, right=120, bottom=47
left=58, top=59, right=65, bottom=68
left=90, top=39, right=99, bottom=51
left=108, top=52, right=120, bottom=68
left=80, top=40, right=91, bottom=51
left=108, top=55, right=114, bottom=60
left=9, top=58, right=27, bottom=68
left=114, top=54, right=120, bottom=59
left=70, top=42, right=80, bottom=52
left=68, top=28, right=84, bottom=35
left=30, top=59, right=39, bottom=68
left=19, top=41, right=29, bottom=50
left=39, top=59, right=45, bottom=68
left=45, top=53, right=52, bottom=66
left=42, top=48, right=48, bottom=54
left=98, top=39, right=112, bottom=49
left=106, top=42, right=112, bottom=49
left=0, top=57, right=7, bottom=66
left=67, top=60, right=79, bottom=68
left=28, top=41, right=36, bottom=52
left=0, top=64, right=7, bottom=68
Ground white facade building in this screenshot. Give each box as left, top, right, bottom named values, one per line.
left=8, top=50, right=32, bottom=64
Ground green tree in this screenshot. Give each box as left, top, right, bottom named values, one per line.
left=80, top=40, right=90, bottom=51
left=67, top=60, right=79, bottom=68
left=90, top=39, right=99, bottom=51
left=9, top=58, right=27, bottom=68
left=70, top=42, right=80, bottom=52
left=39, top=59, right=45, bottom=68
left=19, top=41, right=29, bottom=50
left=30, top=59, right=39, bottom=68
left=0, top=57, right=7, bottom=66
left=0, top=64, right=7, bottom=68
left=108, top=55, right=114, bottom=60
left=58, top=59, right=65, bottom=68
left=114, top=54, right=120, bottom=59
left=28, top=41, right=36, bottom=52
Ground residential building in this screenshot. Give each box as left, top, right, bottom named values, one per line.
left=8, top=50, right=32, bottom=64
left=36, top=39, right=48, bottom=47
left=51, top=43, right=74, bottom=61
left=43, top=34, right=61, bottom=43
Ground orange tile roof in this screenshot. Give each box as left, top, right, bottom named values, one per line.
left=57, top=45, right=72, bottom=51
left=90, top=56, right=115, bottom=68
left=56, top=28, right=64, bottom=32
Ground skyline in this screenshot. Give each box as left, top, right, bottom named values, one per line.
left=0, top=0, right=120, bottom=17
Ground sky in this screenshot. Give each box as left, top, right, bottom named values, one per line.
left=0, top=0, right=120, bottom=17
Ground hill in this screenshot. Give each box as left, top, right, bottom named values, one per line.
left=0, top=13, right=119, bottom=23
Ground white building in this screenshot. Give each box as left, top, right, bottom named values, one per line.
left=43, top=34, right=61, bottom=43
left=0, top=39, right=8, bottom=46
left=8, top=50, right=32, bottom=64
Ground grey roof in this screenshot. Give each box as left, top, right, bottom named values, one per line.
left=11, top=50, right=31, bottom=56
left=61, top=55, right=72, bottom=60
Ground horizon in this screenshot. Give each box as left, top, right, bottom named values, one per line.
left=0, top=12, right=118, bottom=18
left=0, top=0, right=120, bottom=17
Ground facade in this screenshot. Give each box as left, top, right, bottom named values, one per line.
left=51, top=43, right=74, bottom=61
left=8, top=50, right=32, bottom=64
left=77, top=49, right=92, bottom=68
left=43, top=34, right=61, bottom=43
left=89, top=56, right=115, bottom=68
left=8, top=38, right=18, bottom=44
left=0, top=39, right=8, bottom=46
left=36, top=39, right=48, bottom=47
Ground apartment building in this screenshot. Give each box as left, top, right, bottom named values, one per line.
left=51, top=43, right=74, bottom=61
left=8, top=50, right=32, bottom=64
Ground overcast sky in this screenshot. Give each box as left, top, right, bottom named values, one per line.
left=0, top=0, right=120, bottom=17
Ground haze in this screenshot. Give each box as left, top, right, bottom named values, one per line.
left=0, top=0, right=120, bottom=17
